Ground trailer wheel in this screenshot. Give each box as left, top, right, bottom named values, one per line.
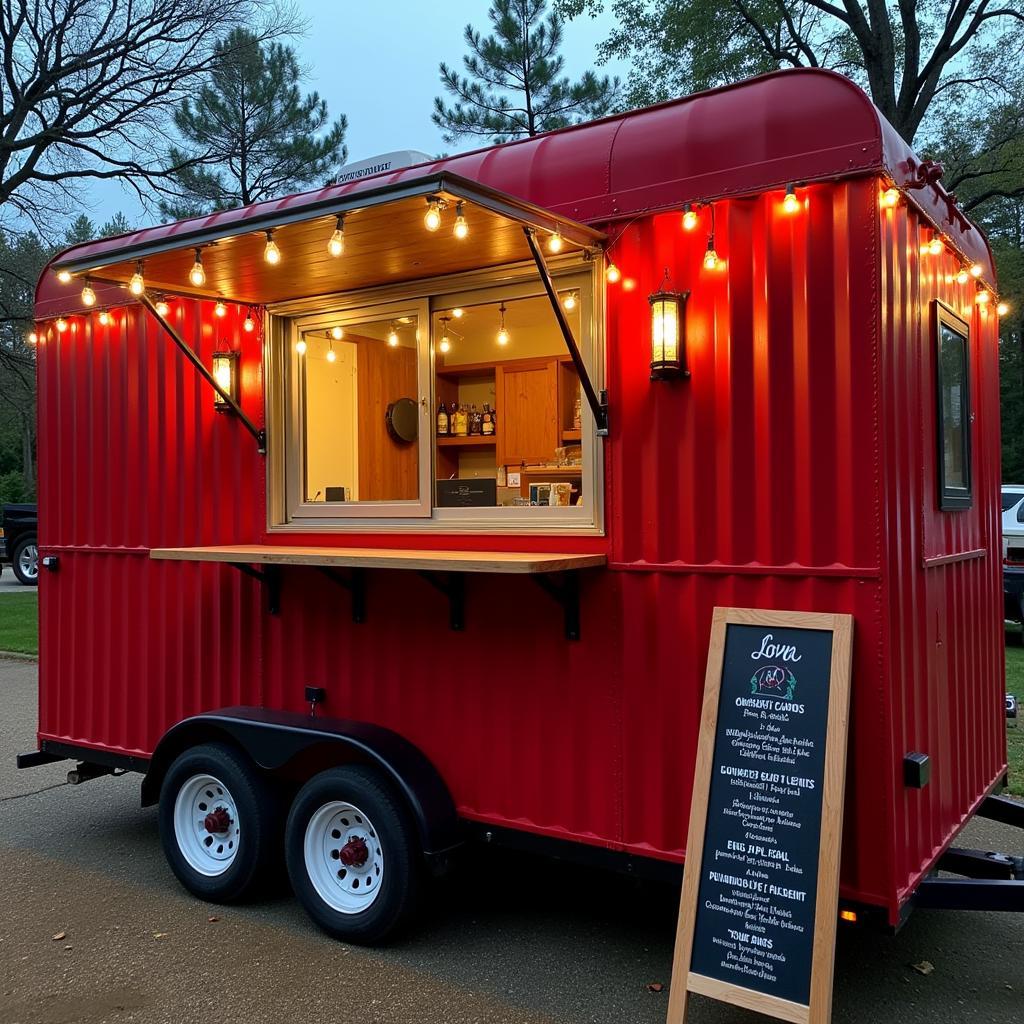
left=158, top=743, right=280, bottom=903
left=11, top=537, right=38, bottom=585
left=285, top=766, right=419, bottom=944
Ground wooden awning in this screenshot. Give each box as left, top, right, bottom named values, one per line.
left=51, top=173, right=606, bottom=306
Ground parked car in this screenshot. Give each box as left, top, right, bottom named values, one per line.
left=2, top=503, right=38, bottom=585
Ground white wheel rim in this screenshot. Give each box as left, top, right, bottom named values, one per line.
left=173, top=773, right=240, bottom=876
left=18, top=544, right=38, bottom=580
left=303, top=800, right=383, bottom=914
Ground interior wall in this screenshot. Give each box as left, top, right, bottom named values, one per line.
left=305, top=339, right=358, bottom=500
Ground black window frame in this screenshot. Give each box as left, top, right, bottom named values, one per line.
left=933, top=301, right=972, bottom=511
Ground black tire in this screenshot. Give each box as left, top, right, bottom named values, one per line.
left=158, top=742, right=282, bottom=903
left=11, top=536, right=38, bottom=586
left=285, top=766, right=420, bottom=945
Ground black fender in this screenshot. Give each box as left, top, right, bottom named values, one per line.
left=141, top=706, right=461, bottom=857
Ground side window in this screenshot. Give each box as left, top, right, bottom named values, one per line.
left=934, top=304, right=972, bottom=510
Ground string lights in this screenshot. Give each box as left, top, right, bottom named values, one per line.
left=970, top=263, right=983, bottom=278
left=56, top=318, right=68, bottom=333
left=56, top=269, right=72, bottom=284
left=243, top=310, right=255, bottom=333
left=98, top=310, right=111, bottom=326
left=453, top=202, right=468, bottom=239
left=214, top=301, right=227, bottom=318
left=682, top=204, right=698, bottom=231
left=331, top=325, right=344, bottom=340
left=328, top=215, right=345, bottom=257
left=81, top=279, right=96, bottom=306
left=155, top=297, right=170, bottom=316
left=927, top=232, right=944, bottom=256
left=976, top=288, right=990, bottom=306
left=703, top=236, right=720, bottom=271
left=998, top=301, right=1010, bottom=317
left=296, top=336, right=307, bottom=355
left=129, top=261, right=145, bottom=296
left=606, top=263, right=621, bottom=283
left=424, top=198, right=442, bottom=232
left=496, top=302, right=510, bottom=346
left=189, top=248, right=206, bottom=287
left=264, top=230, right=280, bottom=265
left=956, top=269, right=970, bottom=285
left=562, top=291, right=577, bottom=311
left=451, top=307, right=464, bottom=318
left=547, top=230, right=563, bottom=254
left=782, top=185, right=800, bottom=215
left=28, top=330, right=38, bottom=344
left=881, top=187, right=900, bottom=208
left=438, top=316, right=452, bottom=354
left=326, top=339, right=336, bottom=363
left=387, top=323, right=400, bottom=347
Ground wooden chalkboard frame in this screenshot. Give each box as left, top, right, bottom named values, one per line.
left=667, top=607, right=854, bottom=1024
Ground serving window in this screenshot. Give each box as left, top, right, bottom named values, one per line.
left=934, top=302, right=972, bottom=511
left=270, top=261, right=602, bottom=532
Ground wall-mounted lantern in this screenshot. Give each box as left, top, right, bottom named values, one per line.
left=211, top=350, right=239, bottom=411
left=649, top=281, right=689, bottom=381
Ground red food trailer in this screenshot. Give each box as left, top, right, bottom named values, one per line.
left=20, top=68, right=1023, bottom=944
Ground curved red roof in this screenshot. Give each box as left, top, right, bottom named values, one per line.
left=38, top=67, right=993, bottom=310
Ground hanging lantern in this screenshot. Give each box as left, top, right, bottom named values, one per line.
left=649, top=279, right=689, bottom=381
left=211, top=351, right=239, bottom=410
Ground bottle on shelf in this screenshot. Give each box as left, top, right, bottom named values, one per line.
left=482, top=404, right=494, bottom=435
left=437, top=400, right=449, bottom=436
left=469, top=404, right=481, bottom=435
left=455, top=403, right=468, bottom=436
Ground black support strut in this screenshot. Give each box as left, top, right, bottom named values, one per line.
left=418, top=571, right=465, bottom=631
left=316, top=567, right=367, bottom=623
left=230, top=562, right=281, bottom=614
left=523, top=227, right=608, bottom=434
left=532, top=572, right=581, bottom=641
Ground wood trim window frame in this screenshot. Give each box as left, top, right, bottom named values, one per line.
left=933, top=300, right=973, bottom=512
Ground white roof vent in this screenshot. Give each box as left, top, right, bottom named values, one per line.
left=334, top=150, right=432, bottom=185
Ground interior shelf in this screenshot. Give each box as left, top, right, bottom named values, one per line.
left=561, top=429, right=581, bottom=442
left=436, top=435, right=497, bottom=447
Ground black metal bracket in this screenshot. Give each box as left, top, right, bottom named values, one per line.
left=936, top=846, right=1024, bottom=880
left=138, top=291, right=267, bottom=455
left=418, top=571, right=465, bottom=631
left=316, top=567, right=367, bottom=623
left=533, top=571, right=581, bottom=641
left=230, top=562, right=281, bottom=614
left=914, top=877, right=1024, bottom=912
left=978, top=793, right=1024, bottom=830
left=523, top=226, right=609, bottom=435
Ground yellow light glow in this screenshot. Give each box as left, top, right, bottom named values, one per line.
left=326, top=346, right=337, bottom=363
left=264, top=235, right=281, bottom=265
left=547, top=230, right=563, bottom=254
left=98, top=310, right=111, bottom=326
left=387, top=328, right=399, bottom=347
left=28, top=331, right=38, bottom=344
left=997, top=301, right=1009, bottom=316
left=782, top=186, right=800, bottom=214
left=839, top=909, right=858, bottom=923
left=296, top=338, right=307, bottom=355
left=496, top=302, right=509, bottom=346
left=214, top=301, right=227, bottom=318
left=881, top=187, right=900, bottom=208
left=453, top=202, right=468, bottom=239
left=129, top=263, right=145, bottom=296
left=497, top=327, right=509, bottom=346
left=650, top=296, right=679, bottom=365
left=928, top=235, right=943, bottom=256
left=451, top=307, right=464, bottom=318
left=976, top=289, right=990, bottom=305
left=606, top=263, right=621, bottom=283
left=155, top=299, right=170, bottom=316
left=56, top=318, right=68, bottom=333
left=424, top=200, right=442, bottom=232
left=189, top=249, right=206, bottom=287
left=562, top=292, right=577, bottom=311
left=703, top=241, right=720, bottom=270
left=682, top=204, right=698, bottom=231
left=331, top=326, right=344, bottom=340
left=439, top=336, right=451, bottom=354
left=956, top=269, right=970, bottom=285
left=970, top=263, right=983, bottom=278
left=81, top=283, right=96, bottom=307
left=212, top=356, right=233, bottom=392
left=56, top=269, right=72, bottom=284
left=328, top=215, right=345, bottom=257
left=243, top=313, right=255, bottom=333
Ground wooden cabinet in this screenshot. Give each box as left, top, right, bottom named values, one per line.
left=496, top=359, right=559, bottom=466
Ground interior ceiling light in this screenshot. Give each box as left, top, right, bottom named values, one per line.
left=328, top=214, right=345, bottom=257
left=451, top=307, right=464, bottom=318
left=387, top=323, right=399, bottom=347
left=424, top=198, right=442, bottom=232
left=129, top=260, right=145, bottom=296
left=264, top=230, right=281, bottom=265
left=682, top=204, right=698, bottom=231
left=496, top=302, right=510, bottom=346
left=189, top=248, right=206, bottom=287
left=438, top=315, right=451, bottom=354
left=453, top=201, right=468, bottom=239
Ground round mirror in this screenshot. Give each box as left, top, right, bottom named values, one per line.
left=386, top=397, right=419, bottom=443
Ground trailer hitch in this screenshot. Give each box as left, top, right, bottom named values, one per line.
left=67, top=761, right=118, bottom=785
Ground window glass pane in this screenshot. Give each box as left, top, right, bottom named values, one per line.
left=301, top=315, right=420, bottom=503
left=1002, top=491, right=1023, bottom=512
left=432, top=293, right=586, bottom=511
left=938, top=322, right=968, bottom=493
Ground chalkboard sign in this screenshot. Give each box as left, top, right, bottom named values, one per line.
left=667, top=608, right=853, bottom=1024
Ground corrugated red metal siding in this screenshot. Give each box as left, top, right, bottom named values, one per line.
left=878, top=201, right=1006, bottom=913
left=36, top=302, right=267, bottom=755
left=34, top=175, right=1003, bottom=924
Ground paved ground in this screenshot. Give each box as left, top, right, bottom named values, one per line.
left=1, top=658, right=1022, bottom=1024
left=0, top=569, right=30, bottom=592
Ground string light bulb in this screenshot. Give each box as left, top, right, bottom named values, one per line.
left=81, top=279, right=96, bottom=306
left=189, top=248, right=206, bottom=287
left=243, top=311, right=255, bottom=333
left=214, top=301, right=227, bottom=317
left=606, top=262, right=621, bottom=283
left=438, top=316, right=451, bottom=354
left=562, top=291, right=577, bottom=311
left=98, top=310, right=111, bottom=326
left=56, top=269, right=72, bottom=284
left=453, top=202, right=468, bottom=239
left=424, top=198, right=442, bottom=232
left=547, top=229, right=563, bottom=254
left=328, top=215, right=345, bottom=257
left=326, top=341, right=336, bottom=363
left=927, top=233, right=943, bottom=256
left=496, top=302, right=510, bottom=346
left=154, top=297, right=169, bottom=316
left=881, top=187, right=900, bottom=208
left=27, top=330, right=38, bottom=345
left=703, top=236, right=720, bottom=270
left=387, top=324, right=399, bottom=347
left=997, top=301, right=1010, bottom=316
left=56, top=317, right=68, bottom=333
left=956, top=269, right=970, bottom=285
left=296, top=337, right=307, bottom=355
left=331, top=326, right=344, bottom=340
left=264, top=230, right=280, bottom=264
left=970, top=263, right=983, bottom=278
left=129, top=261, right=145, bottom=296
left=782, top=185, right=800, bottom=214
left=976, top=288, right=990, bottom=305
left=682, top=204, right=698, bottom=231
left=451, top=307, right=464, bottom=318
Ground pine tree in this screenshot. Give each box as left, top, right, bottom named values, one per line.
left=160, top=29, right=347, bottom=218
left=433, top=0, right=621, bottom=145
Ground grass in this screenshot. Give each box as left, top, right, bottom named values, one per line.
left=1004, top=638, right=1024, bottom=797
left=0, top=592, right=38, bottom=655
